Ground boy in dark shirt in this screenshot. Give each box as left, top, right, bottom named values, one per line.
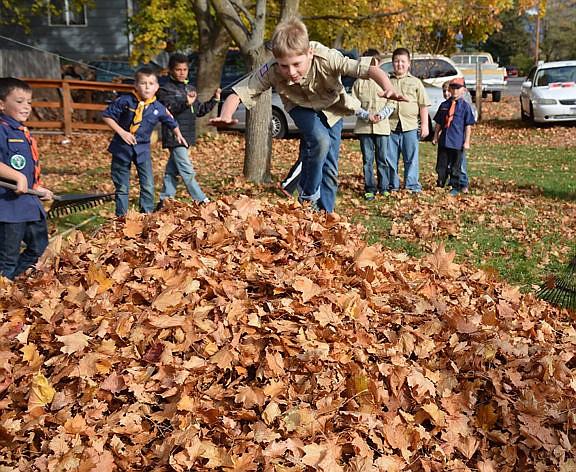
left=0, top=77, right=54, bottom=280
left=156, top=53, right=220, bottom=208
left=432, top=77, right=476, bottom=195
left=102, top=67, right=186, bottom=216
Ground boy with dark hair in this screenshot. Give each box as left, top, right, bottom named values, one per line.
left=0, top=77, right=54, bottom=280
left=156, top=53, right=221, bottom=208
left=210, top=19, right=407, bottom=214
left=387, top=47, right=430, bottom=193
left=432, top=77, right=476, bottom=195
left=102, top=67, right=187, bottom=216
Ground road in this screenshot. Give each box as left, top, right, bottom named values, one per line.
left=505, top=77, right=525, bottom=97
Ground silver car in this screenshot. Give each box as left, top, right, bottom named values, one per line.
left=520, top=60, right=576, bottom=123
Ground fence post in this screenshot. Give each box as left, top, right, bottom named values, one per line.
left=61, top=80, right=73, bottom=135
left=475, top=62, right=482, bottom=121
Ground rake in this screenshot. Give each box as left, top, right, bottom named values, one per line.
left=0, top=181, right=114, bottom=219
left=536, top=254, right=576, bottom=310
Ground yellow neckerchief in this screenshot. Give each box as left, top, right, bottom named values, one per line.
left=130, top=91, right=156, bottom=134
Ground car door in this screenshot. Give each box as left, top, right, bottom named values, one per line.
left=520, top=66, right=537, bottom=113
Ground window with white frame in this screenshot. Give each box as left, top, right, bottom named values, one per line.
left=48, top=0, right=87, bottom=26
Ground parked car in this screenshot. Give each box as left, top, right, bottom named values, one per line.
left=505, top=65, right=519, bottom=77
left=228, top=54, right=475, bottom=139
left=520, top=60, right=576, bottom=123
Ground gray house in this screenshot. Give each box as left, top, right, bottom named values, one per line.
left=1, top=0, right=135, bottom=63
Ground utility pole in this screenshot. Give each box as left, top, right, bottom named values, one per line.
left=534, top=1, right=541, bottom=64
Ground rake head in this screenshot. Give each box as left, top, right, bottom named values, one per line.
left=47, top=192, right=115, bottom=218
left=536, top=255, right=576, bottom=310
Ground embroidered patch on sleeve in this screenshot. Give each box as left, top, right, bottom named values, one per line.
left=8, top=139, right=25, bottom=143
left=259, top=64, right=269, bottom=77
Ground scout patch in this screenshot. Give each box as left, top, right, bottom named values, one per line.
left=259, top=64, right=269, bottom=77
left=10, top=154, right=26, bottom=170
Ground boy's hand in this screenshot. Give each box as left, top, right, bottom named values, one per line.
left=378, top=90, right=410, bottom=102
left=12, top=174, right=29, bottom=194
left=186, top=90, right=197, bottom=106
left=369, top=114, right=381, bottom=123
left=119, top=129, right=137, bottom=146
left=215, top=88, right=221, bottom=101
left=37, top=186, right=54, bottom=201
left=208, top=117, right=238, bottom=127
left=174, top=128, right=188, bottom=148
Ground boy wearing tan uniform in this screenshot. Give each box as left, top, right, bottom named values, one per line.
left=387, top=48, right=431, bottom=193
left=211, top=19, right=407, bottom=214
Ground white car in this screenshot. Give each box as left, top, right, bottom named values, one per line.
left=520, top=60, right=576, bottom=123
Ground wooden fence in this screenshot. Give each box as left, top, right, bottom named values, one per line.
left=23, top=78, right=133, bottom=135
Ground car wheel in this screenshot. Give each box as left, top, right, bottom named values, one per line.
left=492, top=91, right=501, bottom=102
left=271, top=108, right=288, bottom=139
left=529, top=103, right=535, bottom=122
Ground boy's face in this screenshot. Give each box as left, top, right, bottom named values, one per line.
left=276, top=47, right=313, bottom=84
left=443, top=87, right=451, bottom=100
left=449, top=85, right=465, bottom=99
left=170, top=62, right=189, bottom=83
left=134, top=74, right=159, bottom=100
left=0, top=88, right=32, bottom=124
left=392, top=54, right=410, bottom=77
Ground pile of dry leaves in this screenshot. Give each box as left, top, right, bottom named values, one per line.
left=1, top=196, right=575, bottom=471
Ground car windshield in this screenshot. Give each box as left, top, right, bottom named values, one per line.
left=534, top=66, right=576, bottom=86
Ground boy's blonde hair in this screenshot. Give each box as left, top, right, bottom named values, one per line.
left=271, top=19, right=310, bottom=58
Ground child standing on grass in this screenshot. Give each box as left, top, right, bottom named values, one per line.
left=210, top=18, right=407, bottom=214
left=442, top=80, right=469, bottom=193
left=156, top=53, right=221, bottom=208
left=352, top=49, right=395, bottom=201
left=102, top=67, right=187, bottom=216
left=0, top=77, right=54, bottom=280
left=387, top=48, right=430, bottom=194
left=432, top=77, right=476, bottom=195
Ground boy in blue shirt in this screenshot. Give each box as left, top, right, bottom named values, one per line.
left=102, top=67, right=187, bottom=216
left=0, top=77, right=54, bottom=280
left=432, top=77, right=476, bottom=195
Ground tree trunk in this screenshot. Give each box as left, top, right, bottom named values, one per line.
left=244, top=89, right=272, bottom=182
left=192, top=0, right=232, bottom=136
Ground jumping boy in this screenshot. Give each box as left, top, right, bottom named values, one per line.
left=432, top=77, right=476, bottom=195
left=156, top=53, right=221, bottom=208
left=210, top=19, right=407, bottom=214
left=0, top=77, right=54, bottom=280
left=102, top=67, right=187, bottom=216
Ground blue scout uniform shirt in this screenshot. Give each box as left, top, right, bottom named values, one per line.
left=102, top=94, right=179, bottom=163
left=433, top=98, right=476, bottom=150
left=0, top=115, right=46, bottom=223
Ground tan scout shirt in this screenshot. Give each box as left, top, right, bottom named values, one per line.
left=352, top=73, right=391, bottom=135
left=233, top=42, right=370, bottom=127
left=387, top=73, right=430, bottom=132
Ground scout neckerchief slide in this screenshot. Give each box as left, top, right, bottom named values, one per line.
left=0, top=180, right=114, bottom=219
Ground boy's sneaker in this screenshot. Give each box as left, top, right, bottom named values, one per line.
left=449, top=189, right=459, bottom=196
left=364, top=192, right=375, bottom=201
left=461, top=187, right=469, bottom=193
left=380, top=191, right=391, bottom=197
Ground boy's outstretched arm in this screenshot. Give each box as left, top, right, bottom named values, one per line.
left=368, top=66, right=409, bottom=102
left=173, top=127, right=189, bottom=148
left=209, top=93, right=240, bottom=127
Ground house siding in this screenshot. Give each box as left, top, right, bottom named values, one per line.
left=1, top=0, right=132, bottom=62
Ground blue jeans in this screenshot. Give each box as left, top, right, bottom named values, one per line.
left=387, top=130, right=421, bottom=192
left=460, top=152, right=469, bottom=188
left=111, top=155, right=155, bottom=216
left=0, top=219, right=48, bottom=280
left=359, top=134, right=389, bottom=194
left=160, top=146, right=207, bottom=202
left=288, top=107, right=342, bottom=213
